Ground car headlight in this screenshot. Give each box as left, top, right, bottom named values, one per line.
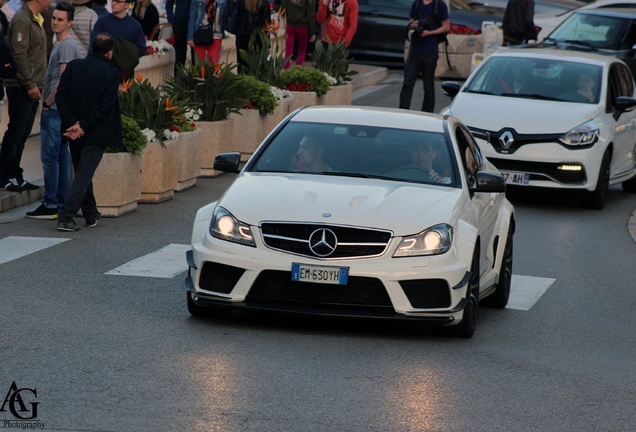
left=560, top=120, right=599, bottom=146
left=209, top=206, right=255, bottom=247
left=393, top=224, right=453, bottom=257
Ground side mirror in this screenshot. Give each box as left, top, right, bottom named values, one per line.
left=613, top=96, right=636, bottom=121
left=473, top=171, right=506, bottom=193
left=213, top=152, right=242, bottom=173
left=441, top=81, right=461, bottom=99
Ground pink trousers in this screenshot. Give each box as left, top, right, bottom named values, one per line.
left=284, top=26, right=309, bottom=69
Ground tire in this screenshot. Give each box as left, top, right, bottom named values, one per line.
left=187, top=292, right=232, bottom=319
left=622, top=175, right=636, bottom=193
left=449, top=246, right=479, bottom=338
left=583, top=150, right=611, bottom=210
left=482, top=224, right=513, bottom=309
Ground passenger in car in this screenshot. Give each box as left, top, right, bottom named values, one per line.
left=296, top=131, right=332, bottom=172
left=576, top=71, right=597, bottom=102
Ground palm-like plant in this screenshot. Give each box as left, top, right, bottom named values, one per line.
left=312, top=40, right=357, bottom=85
left=163, top=60, right=250, bottom=122
left=239, top=30, right=286, bottom=84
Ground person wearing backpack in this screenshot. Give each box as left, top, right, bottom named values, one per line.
left=399, top=0, right=449, bottom=113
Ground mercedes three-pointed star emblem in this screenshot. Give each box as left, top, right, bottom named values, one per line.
left=308, top=228, right=338, bottom=257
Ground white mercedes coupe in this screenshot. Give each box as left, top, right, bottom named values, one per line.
left=442, top=49, right=636, bottom=209
left=185, top=106, right=515, bottom=338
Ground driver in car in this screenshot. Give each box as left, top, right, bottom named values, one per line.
left=409, top=141, right=447, bottom=183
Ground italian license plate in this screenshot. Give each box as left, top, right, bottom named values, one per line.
left=501, top=171, right=530, bottom=185
left=291, top=263, right=349, bottom=285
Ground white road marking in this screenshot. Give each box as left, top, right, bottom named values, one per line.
left=506, top=275, right=556, bottom=311
left=0, top=236, right=71, bottom=265
left=105, top=244, right=190, bottom=278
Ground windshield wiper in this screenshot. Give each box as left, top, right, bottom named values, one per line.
left=501, top=93, right=565, bottom=101
left=563, top=39, right=595, bottom=49
left=321, top=171, right=370, bottom=178
left=464, top=89, right=496, bottom=95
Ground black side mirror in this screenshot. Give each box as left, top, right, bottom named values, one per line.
left=213, top=152, right=242, bottom=173
left=473, top=171, right=506, bottom=193
left=613, top=96, right=636, bottom=121
left=441, top=81, right=461, bottom=99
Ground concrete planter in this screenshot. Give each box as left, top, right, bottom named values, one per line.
left=318, top=83, right=353, bottom=106
left=139, top=139, right=178, bottom=203
left=174, top=129, right=202, bottom=192
left=265, top=98, right=293, bottom=135
left=288, top=91, right=318, bottom=112
left=196, top=119, right=234, bottom=177
left=93, top=152, right=142, bottom=217
left=228, top=109, right=267, bottom=161
left=135, top=50, right=175, bottom=88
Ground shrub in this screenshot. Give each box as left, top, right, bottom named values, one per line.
left=241, top=75, right=277, bottom=115
left=108, top=114, right=148, bottom=154
left=239, top=30, right=286, bottom=84
left=277, top=66, right=330, bottom=97
left=313, top=40, right=357, bottom=85
left=163, top=60, right=250, bottom=121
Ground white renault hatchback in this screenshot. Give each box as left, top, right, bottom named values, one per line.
left=185, top=106, right=515, bottom=338
left=442, top=48, right=636, bottom=209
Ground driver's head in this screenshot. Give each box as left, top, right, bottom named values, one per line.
left=409, top=141, right=437, bottom=168
left=298, top=131, right=327, bottom=171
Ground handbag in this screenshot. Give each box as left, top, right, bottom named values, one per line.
left=194, top=22, right=214, bottom=46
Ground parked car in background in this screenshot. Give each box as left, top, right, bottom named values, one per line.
left=538, top=8, right=636, bottom=76
left=349, top=0, right=583, bottom=64
left=441, top=49, right=636, bottom=209
left=185, top=106, right=515, bottom=338
left=535, top=0, right=636, bottom=40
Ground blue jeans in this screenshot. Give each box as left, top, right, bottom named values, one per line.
left=40, top=108, right=70, bottom=208
left=0, top=86, right=40, bottom=181
left=399, top=52, right=439, bottom=113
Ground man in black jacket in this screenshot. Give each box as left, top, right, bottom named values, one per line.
left=55, top=32, right=122, bottom=232
left=502, top=0, right=537, bottom=46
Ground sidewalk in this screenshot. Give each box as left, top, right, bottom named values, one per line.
left=0, top=63, right=390, bottom=216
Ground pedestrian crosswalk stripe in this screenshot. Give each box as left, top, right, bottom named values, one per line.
left=0, top=236, right=71, bottom=265
left=105, top=244, right=190, bottom=278
left=507, top=275, right=555, bottom=311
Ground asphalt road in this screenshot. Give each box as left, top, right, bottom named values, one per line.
left=1, top=74, right=636, bottom=432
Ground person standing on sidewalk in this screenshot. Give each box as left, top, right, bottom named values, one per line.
left=27, top=2, right=82, bottom=220
left=399, top=0, right=449, bottom=113
left=0, top=0, right=51, bottom=193
left=502, top=0, right=537, bottom=46
left=165, top=0, right=193, bottom=72
left=282, top=0, right=316, bottom=69
left=55, top=33, right=123, bottom=232
left=316, top=0, right=358, bottom=48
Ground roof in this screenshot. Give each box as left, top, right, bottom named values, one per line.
left=575, top=7, right=636, bottom=17
left=490, top=47, right=623, bottom=66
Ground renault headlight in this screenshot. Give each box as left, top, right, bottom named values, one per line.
left=209, top=206, right=255, bottom=247
left=560, top=120, right=599, bottom=146
left=394, top=224, right=453, bottom=257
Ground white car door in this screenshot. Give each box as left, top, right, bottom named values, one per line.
left=607, top=62, right=636, bottom=178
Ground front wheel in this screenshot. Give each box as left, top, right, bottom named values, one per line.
left=483, top=225, right=513, bottom=308
left=582, top=150, right=611, bottom=210
left=449, top=246, right=480, bottom=338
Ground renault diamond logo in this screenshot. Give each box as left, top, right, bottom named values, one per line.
left=499, top=130, right=515, bottom=149
left=308, top=228, right=338, bottom=257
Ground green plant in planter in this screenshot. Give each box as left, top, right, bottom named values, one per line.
left=277, top=65, right=330, bottom=97
left=119, top=75, right=179, bottom=144
left=239, top=30, right=286, bottom=85
left=163, top=60, right=250, bottom=121
left=241, top=75, right=277, bottom=116
left=107, top=115, right=148, bottom=154
left=313, top=40, right=357, bottom=85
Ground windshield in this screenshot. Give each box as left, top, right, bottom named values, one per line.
left=548, top=12, right=631, bottom=49
left=251, top=122, right=459, bottom=187
left=464, top=56, right=603, bottom=104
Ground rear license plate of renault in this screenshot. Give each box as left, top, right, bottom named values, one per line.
left=291, top=263, right=349, bottom=285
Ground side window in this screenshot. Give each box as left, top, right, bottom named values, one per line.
left=606, top=66, right=619, bottom=112
left=616, top=63, right=634, bottom=96
left=455, top=125, right=480, bottom=186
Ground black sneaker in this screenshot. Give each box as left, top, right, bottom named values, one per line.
left=57, top=220, right=80, bottom=232
left=26, top=203, right=58, bottom=220
left=1, top=178, right=25, bottom=192
left=19, top=180, right=40, bottom=191
left=86, top=212, right=102, bottom=228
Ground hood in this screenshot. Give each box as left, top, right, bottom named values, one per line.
left=448, top=93, right=600, bottom=134
left=218, top=173, right=465, bottom=236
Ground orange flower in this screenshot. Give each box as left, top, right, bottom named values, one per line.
left=200, top=66, right=205, bottom=79
left=165, top=97, right=178, bottom=111
left=213, top=64, right=221, bottom=74
left=136, top=73, right=143, bottom=84
left=121, top=79, right=133, bottom=92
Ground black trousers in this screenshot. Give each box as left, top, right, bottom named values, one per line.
left=172, top=18, right=189, bottom=72
left=58, top=139, right=105, bottom=223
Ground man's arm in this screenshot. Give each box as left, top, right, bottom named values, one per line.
left=343, top=0, right=358, bottom=47
left=316, top=0, right=328, bottom=25
left=9, top=15, right=37, bottom=93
